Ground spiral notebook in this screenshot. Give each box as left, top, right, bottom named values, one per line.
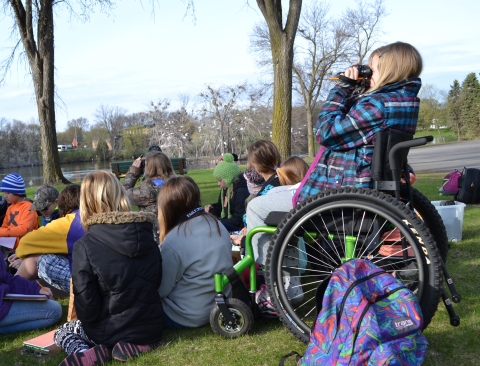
left=3, top=293, right=48, bottom=301
left=23, top=330, right=60, bottom=353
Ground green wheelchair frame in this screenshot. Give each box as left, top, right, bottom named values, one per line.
left=209, top=133, right=461, bottom=340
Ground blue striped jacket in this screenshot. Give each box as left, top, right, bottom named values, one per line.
left=297, top=78, right=421, bottom=202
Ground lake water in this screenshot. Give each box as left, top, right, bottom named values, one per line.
left=0, top=161, right=112, bottom=187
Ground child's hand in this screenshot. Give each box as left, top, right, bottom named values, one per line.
left=8, top=254, right=22, bottom=269
left=230, top=234, right=243, bottom=247
left=39, top=287, right=53, bottom=299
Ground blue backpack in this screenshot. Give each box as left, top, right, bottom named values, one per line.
left=282, top=259, right=428, bottom=366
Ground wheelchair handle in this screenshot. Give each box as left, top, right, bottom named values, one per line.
left=388, top=136, right=433, bottom=174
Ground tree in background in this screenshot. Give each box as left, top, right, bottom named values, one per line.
left=342, top=0, right=387, bottom=64
left=252, top=0, right=386, bottom=157
left=0, top=1, right=117, bottom=184
left=198, top=84, right=246, bottom=155
left=293, top=1, right=350, bottom=156
left=418, top=84, right=446, bottom=139
left=256, top=0, right=302, bottom=159
left=144, top=97, right=196, bottom=158
left=447, top=80, right=463, bottom=141
left=1, top=1, right=195, bottom=183
left=0, top=118, right=41, bottom=168
left=94, top=105, right=127, bottom=160
left=460, top=72, right=480, bottom=140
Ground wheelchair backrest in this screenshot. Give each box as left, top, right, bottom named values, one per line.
left=372, top=129, right=413, bottom=183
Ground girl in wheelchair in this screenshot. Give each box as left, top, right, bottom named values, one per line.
left=296, top=41, right=423, bottom=202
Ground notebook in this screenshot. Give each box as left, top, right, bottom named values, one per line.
left=23, top=330, right=60, bottom=353
left=3, top=293, right=48, bottom=301
left=0, top=237, right=16, bottom=249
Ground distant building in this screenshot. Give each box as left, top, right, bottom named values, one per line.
left=58, top=145, right=73, bottom=152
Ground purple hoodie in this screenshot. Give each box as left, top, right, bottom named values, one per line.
left=0, top=256, right=40, bottom=320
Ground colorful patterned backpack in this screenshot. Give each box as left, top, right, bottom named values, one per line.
left=298, top=259, right=428, bottom=365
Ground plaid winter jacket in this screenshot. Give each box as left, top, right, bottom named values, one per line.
left=297, top=78, right=421, bottom=202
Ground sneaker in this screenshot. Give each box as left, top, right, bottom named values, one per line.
left=112, top=341, right=159, bottom=362
left=283, top=274, right=305, bottom=304
left=255, top=284, right=276, bottom=315
left=59, top=345, right=111, bottom=366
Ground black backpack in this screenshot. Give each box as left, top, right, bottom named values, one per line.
left=455, top=168, right=480, bottom=204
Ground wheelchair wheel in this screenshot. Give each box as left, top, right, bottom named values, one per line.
left=210, top=298, right=253, bottom=338
left=401, top=185, right=449, bottom=262
left=265, top=187, right=442, bottom=344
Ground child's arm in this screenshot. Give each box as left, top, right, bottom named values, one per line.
left=158, top=243, right=182, bottom=298
left=0, top=207, right=37, bottom=238
left=72, top=241, right=102, bottom=323
left=16, top=216, right=71, bottom=259
left=316, top=87, right=386, bottom=151
left=5, top=271, right=42, bottom=295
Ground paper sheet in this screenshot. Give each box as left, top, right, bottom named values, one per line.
left=0, top=237, right=16, bottom=249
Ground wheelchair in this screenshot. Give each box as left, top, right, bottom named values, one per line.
left=210, top=131, right=460, bottom=344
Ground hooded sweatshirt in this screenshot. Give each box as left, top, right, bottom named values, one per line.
left=0, top=200, right=38, bottom=249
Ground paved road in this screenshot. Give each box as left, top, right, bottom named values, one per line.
left=408, top=140, right=480, bottom=172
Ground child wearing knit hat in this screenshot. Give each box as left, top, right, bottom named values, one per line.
left=205, top=154, right=249, bottom=232
left=0, top=173, right=38, bottom=252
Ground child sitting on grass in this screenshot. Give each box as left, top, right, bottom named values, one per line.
left=158, top=176, right=233, bottom=328
left=31, top=185, right=60, bottom=227
left=0, top=248, right=61, bottom=334
left=13, top=184, right=85, bottom=294
left=0, top=174, right=38, bottom=263
left=54, top=171, right=163, bottom=366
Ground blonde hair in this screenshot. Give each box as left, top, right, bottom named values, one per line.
left=368, top=42, right=423, bottom=92
left=276, top=156, right=309, bottom=186
left=144, top=151, right=176, bottom=182
left=80, top=171, right=131, bottom=228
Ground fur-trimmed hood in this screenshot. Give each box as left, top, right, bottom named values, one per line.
left=84, top=211, right=158, bottom=258
left=85, top=211, right=157, bottom=228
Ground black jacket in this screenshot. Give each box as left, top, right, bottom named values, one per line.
left=72, top=211, right=163, bottom=347
left=210, top=173, right=249, bottom=229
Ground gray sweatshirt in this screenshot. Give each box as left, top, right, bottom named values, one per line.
left=158, top=215, right=233, bottom=327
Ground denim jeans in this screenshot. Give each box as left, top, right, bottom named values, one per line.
left=163, top=313, right=186, bottom=329
left=0, top=299, right=62, bottom=334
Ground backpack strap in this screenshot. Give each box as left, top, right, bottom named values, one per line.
left=292, top=146, right=326, bottom=206
left=278, top=351, right=302, bottom=366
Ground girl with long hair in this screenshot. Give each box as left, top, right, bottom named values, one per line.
left=297, top=41, right=423, bottom=201
left=123, top=151, right=176, bottom=241
left=158, top=176, right=233, bottom=329
left=54, top=171, right=163, bottom=366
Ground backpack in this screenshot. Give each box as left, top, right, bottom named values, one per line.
left=455, top=168, right=480, bottom=204
left=439, top=170, right=462, bottom=196
left=297, top=259, right=428, bottom=365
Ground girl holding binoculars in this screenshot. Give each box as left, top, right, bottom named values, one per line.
left=296, top=41, right=423, bottom=202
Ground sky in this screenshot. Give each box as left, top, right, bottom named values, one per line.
left=0, top=0, right=479, bottom=132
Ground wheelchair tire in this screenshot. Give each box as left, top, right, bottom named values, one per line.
left=265, top=188, right=442, bottom=344
left=401, top=186, right=449, bottom=262
left=210, top=298, right=253, bottom=338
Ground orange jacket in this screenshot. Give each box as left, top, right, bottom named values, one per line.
left=0, top=200, right=38, bottom=249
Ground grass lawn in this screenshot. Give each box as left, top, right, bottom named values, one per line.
left=2, top=170, right=478, bottom=365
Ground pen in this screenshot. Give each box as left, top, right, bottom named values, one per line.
left=37, top=281, right=54, bottom=300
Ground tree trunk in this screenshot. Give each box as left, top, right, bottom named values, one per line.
left=10, top=0, right=69, bottom=185
left=271, top=38, right=293, bottom=159
left=257, top=0, right=302, bottom=161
